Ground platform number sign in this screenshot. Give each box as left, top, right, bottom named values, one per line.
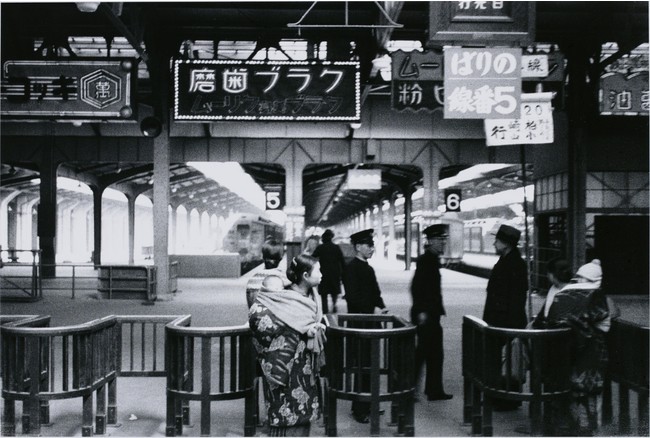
left=445, top=189, right=462, bottom=212
left=264, top=184, right=284, bottom=211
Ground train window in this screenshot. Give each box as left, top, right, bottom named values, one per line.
left=237, top=224, right=250, bottom=238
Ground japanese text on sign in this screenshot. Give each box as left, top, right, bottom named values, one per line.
left=599, top=71, right=649, bottom=116
left=444, top=47, right=521, bottom=119
left=1, top=59, right=135, bottom=119
left=484, top=92, right=554, bottom=146
left=174, top=60, right=360, bottom=121
left=390, top=50, right=444, bottom=112
left=456, top=1, right=505, bottom=10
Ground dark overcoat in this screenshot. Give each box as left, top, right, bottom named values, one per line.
left=410, top=250, right=446, bottom=322
left=343, top=257, right=385, bottom=313
left=483, top=248, right=528, bottom=328
left=312, top=241, right=345, bottom=296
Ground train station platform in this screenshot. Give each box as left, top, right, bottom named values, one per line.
left=1, top=258, right=647, bottom=436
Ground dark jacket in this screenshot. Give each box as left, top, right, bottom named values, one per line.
left=312, top=241, right=345, bottom=296
left=343, top=257, right=385, bottom=313
left=410, top=250, right=446, bottom=323
left=483, top=248, right=528, bottom=328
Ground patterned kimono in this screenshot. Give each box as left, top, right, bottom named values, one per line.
left=249, top=300, right=321, bottom=428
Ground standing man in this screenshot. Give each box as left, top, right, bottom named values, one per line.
left=483, top=224, right=528, bottom=329
left=410, top=224, right=453, bottom=401
left=484, top=224, right=528, bottom=411
left=312, top=229, right=345, bottom=313
left=343, top=229, right=388, bottom=315
left=343, top=228, right=389, bottom=423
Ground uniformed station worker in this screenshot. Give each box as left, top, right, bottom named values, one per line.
left=343, top=228, right=389, bottom=315
left=342, top=228, right=389, bottom=423
left=410, top=224, right=453, bottom=401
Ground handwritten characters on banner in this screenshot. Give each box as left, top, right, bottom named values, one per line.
left=484, top=92, right=554, bottom=146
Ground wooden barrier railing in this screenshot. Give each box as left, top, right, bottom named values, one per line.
left=98, top=265, right=157, bottom=302
left=1, top=316, right=119, bottom=436
left=603, top=318, right=649, bottom=435
left=324, top=313, right=416, bottom=437
left=165, top=321, right=256, bottom=437
left=0, top=314, right=190, bottom=436
left=462, top=315, right=573, bottom=436
left=0, top=315, right=51, bottom=381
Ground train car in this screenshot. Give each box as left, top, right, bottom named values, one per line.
left=386, top=214, right=464, bottom=266
left=222, top=213, right=284, bottom=273
left=462, top=216, right=533, bottom=255
left=463, top=217, right=502, bottom=254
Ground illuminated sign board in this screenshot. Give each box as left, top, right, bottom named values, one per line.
left=1, top=59, right=136, bottom=119
left=428, top=1, right=535, bottom=46
left=444, top=47, right=521, bottom=119
left=347, top=169, right=382, bottom=190
left=174, top=60, right=360, bottom=121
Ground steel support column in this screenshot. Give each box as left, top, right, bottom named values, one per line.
left=153, top=130, right=170, bottom=296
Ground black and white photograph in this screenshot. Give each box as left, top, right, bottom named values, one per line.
left=0, top=1, right=648, bottom=436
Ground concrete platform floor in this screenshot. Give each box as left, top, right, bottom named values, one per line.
left=1, top=258, right=647, bottom=436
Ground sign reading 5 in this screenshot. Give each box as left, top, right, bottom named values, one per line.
left=264, top=185, right=284, bottom=210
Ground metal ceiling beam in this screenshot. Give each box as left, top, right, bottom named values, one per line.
left=287, top=1, right=403, bottom=29
left=98, top=2, right=149, bottom=66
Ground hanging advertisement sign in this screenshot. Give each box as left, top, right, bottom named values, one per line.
left=444, top=47, right=521, bottom=119
left=599, top=71, right=649, bottom=116
left=428, top=1, right=535, bottom=46
left=390, top=50, right=444, bottom=112
left=390, top=50, right=563, bottom=113
left=174, top=59, right=360, bottom=121
left=484, top=92, right=554, bottom=146
left=1, top=59, right=136, bottom=119
left=346, top=169, right=381, bottom=190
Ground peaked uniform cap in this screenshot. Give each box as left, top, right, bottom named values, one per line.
left=493, top=224, right=521, bottom=246
left=350, top=229, right=374, bottom=245
left=423, top=224, right=449, bottom=238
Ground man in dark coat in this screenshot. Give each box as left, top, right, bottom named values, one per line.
left=312, top=229, right=345, bottom=313
left=410, top=224, right=452, bottom=401
left=483, top=224, right=528, bottom=411
left=343, top=229, right=387, bottom=314
left=483, top=224, right=528, bottom=329
left=342, top=228, right=389, bottom=423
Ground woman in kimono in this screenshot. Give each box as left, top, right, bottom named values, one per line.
left=533, top=259, right=610, bottom=436
left=249, top=254, right=326, bottom=437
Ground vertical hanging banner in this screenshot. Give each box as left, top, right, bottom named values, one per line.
left=484, top=92, right=554, bottom=146
left=444, top=47, right=521, bottom=119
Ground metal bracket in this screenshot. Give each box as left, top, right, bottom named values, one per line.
left=287, top=1, right=403, bottom=30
